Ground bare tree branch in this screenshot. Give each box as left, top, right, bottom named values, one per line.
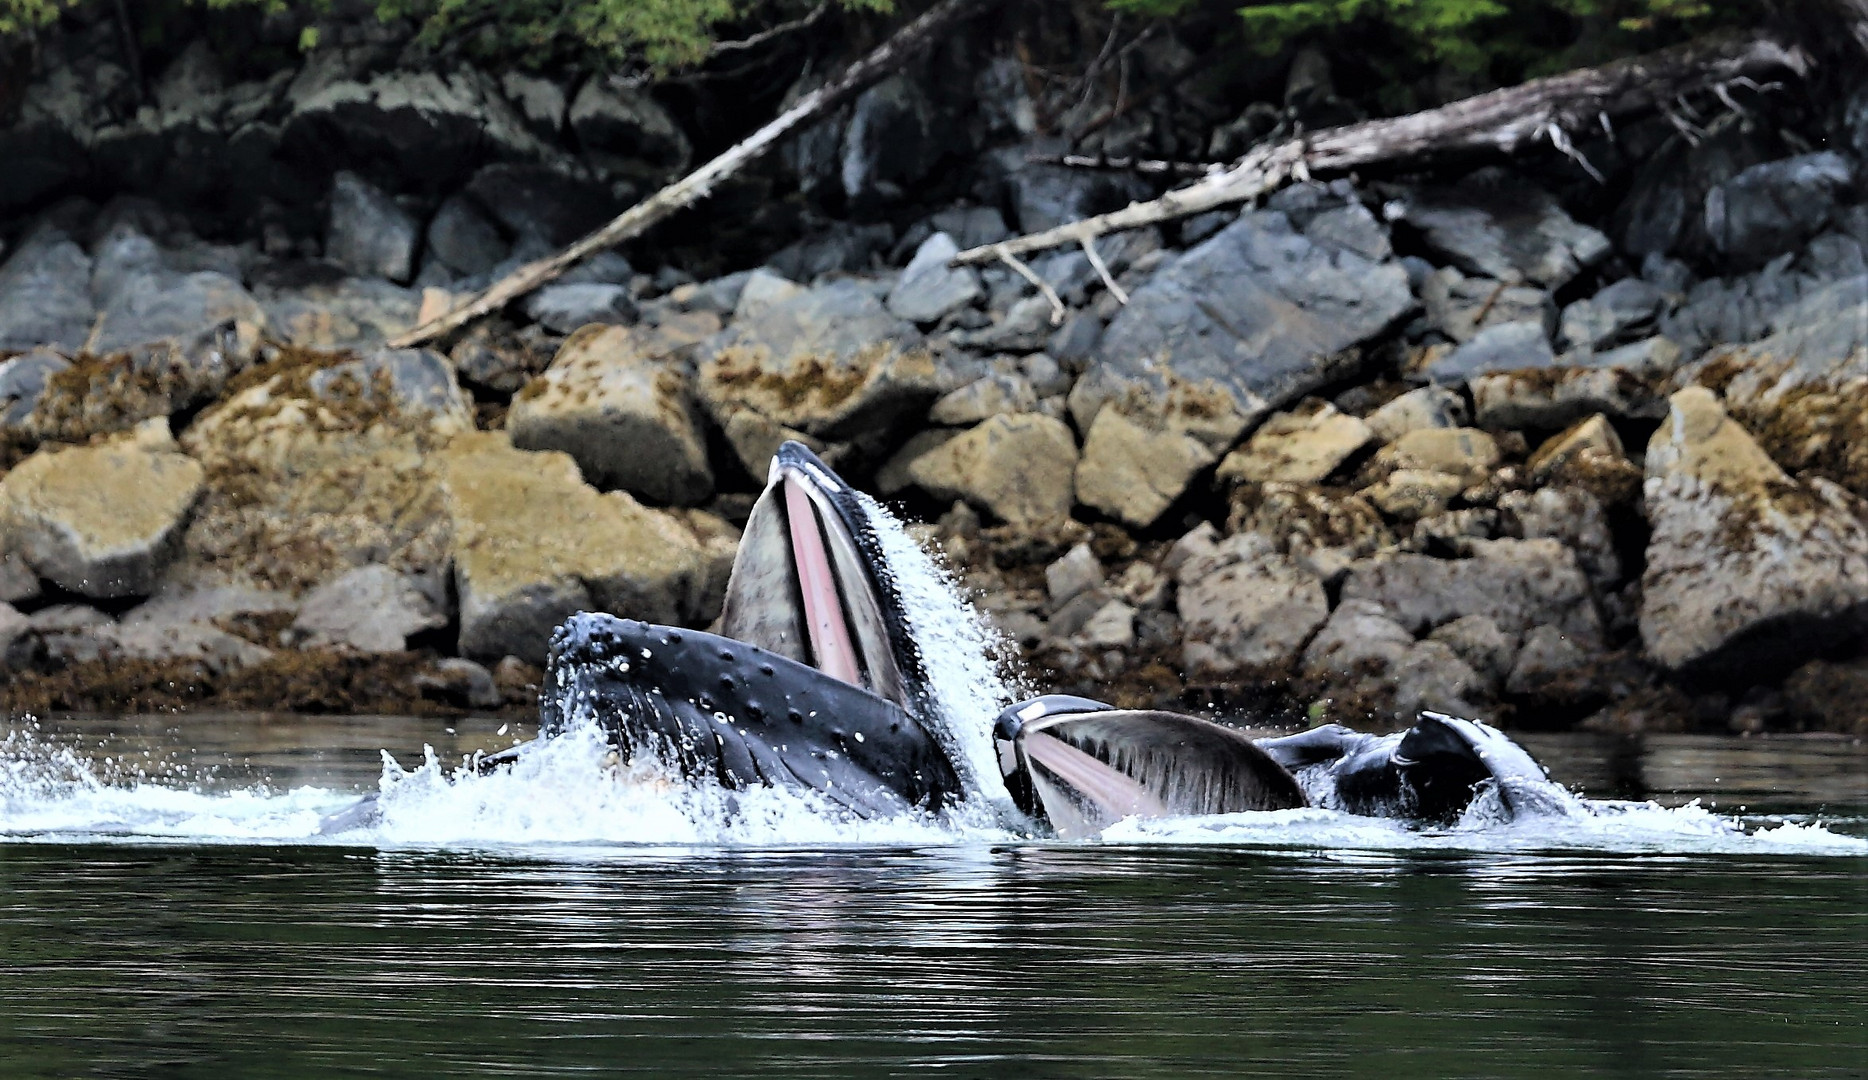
left=391, top=0, right=991, bottom=349
left=953, top=34, right=1811, bottom=268
left=711, top=2, right=829, bottom=55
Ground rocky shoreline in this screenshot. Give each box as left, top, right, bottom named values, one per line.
left=2, top=9, right=1867, bottom=735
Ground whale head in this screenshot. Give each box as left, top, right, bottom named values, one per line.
left=540, top=442, right=963, bottom=817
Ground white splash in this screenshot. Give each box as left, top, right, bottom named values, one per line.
left=861, top=491, right=1026, bottom=826
left=0, top=713, right=1862, bottom=855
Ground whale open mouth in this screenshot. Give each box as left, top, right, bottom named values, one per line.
left=719, top=442, right=910, bottom=709
left=993, top=696, right=1308, bottom=839
left=533, top=442, right=959, bottom=819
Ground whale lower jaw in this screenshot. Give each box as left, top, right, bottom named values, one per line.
left=541, top=613, right=962, bottom=819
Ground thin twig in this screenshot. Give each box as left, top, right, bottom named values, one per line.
left=995, top=246, right=1067, bottom=325
left=712, top=2, right=829, bottom=54
left=1079, top=237, right=1128, bottom=305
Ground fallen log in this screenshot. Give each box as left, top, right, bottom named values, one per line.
left=951, top=34, right=1812, bottom=268
left=390, top=0, right=990, bottom=349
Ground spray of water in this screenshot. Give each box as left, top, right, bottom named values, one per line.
left=861, top=491, right=1027, bottom=827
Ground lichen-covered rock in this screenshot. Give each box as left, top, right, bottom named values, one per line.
left=291, top=564, right=447, bottom=653
left=1341, top=538, right=1603, bottom=644
left=178, top=347, right=471, bottom=591
left=1229, top=482, right=1394, bottom=583
left=1469, top=342, right=1677, bottom=430
left=1525, top=415, right=1642, bottom=505
left=19, top=325, right=260, bottom=444
left=1073, top=405, right=1217, bottom=529
left=698, top=279, right=938, bottom=461
left=0, top=431, right=203, bottom=598
left=907, top=413, right=1077, bottom=526
left=507, top=324, right=714, bottom=506
left=1073, top=211, right=1412, bottom=443
left=1505, top=623, right=1595, bottom=697
left=1176, top=531, right=1328, bottom=674
left=1363, top=427, right=1500, bottom=487
left=1699, top=275, right=1868, bottom=497
left=1501, top=485, right=1621, bottom=587
left=1639, top=386, right=1868, bottom=676
left=259, top=277, right=422, bottom=349
left=1428, top=614, right=1518, bottom=689
left=929, top=373, right=1037, bottom=426
left=439, top=431, right=705, bottom=663
left=1361, top=469, right=1466, bottom=521
left=1217, top=400, right=1371, bottom=485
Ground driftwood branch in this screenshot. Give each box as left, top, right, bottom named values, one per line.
left=953, top=34, right=1811, bottom=268
left=391, top=0, right=989, bottom=349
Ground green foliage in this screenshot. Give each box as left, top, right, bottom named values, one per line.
left=0, top=0, right=893, bottom=71
left=1107, top=0, right=1766, bottom=86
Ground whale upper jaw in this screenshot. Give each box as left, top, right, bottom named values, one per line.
left=717, top=441, right=920, bottom=713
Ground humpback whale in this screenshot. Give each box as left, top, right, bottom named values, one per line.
left=323, top=441, right=1568, bottom=837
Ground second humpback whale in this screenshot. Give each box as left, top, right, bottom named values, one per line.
left=527, top=441, right=1571, bottom=838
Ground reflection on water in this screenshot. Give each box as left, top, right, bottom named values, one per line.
left=1, top=843, right=1863, bottom=1078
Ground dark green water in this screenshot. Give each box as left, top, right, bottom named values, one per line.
left=1, top=715, right=1864, bottom=1078
left=1, top=844, right=1864, bottom=1078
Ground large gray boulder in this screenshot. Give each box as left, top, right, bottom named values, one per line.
left=423, top=194, right=508, bottom=278
left=326, top=171, right=419, bottom=283
left=568, top=80, right=691, bottom=182
left=1397, top=173, right=1611, bottom=289
left=507, top=323, right=715, bottom=505
left=86, top=228, right=265, bottom=357
left=1073, top=211, right=1412, bottom=445
left=292, top=564, right=447, bottom=653
left=1640, top=387, right=1868, bottom=677
left=1704, top=152, right=1854, bottom=271
left=0, top=349, right=70, bottom=433
left=1176, top=531, right=1329, bottom=674
left=260, top=276, right=421, bottom=348
left=840, top=76, right=939, bottom=208
left=1340, top=538, right=1603, bottom=645
left=1558, top=277, right=1667, bottom=351
left=886, top=232, right=982, bottom=324
left=0, top=230, right=95, bottom=352
left=1423, top=319, right=1556, bottom=384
